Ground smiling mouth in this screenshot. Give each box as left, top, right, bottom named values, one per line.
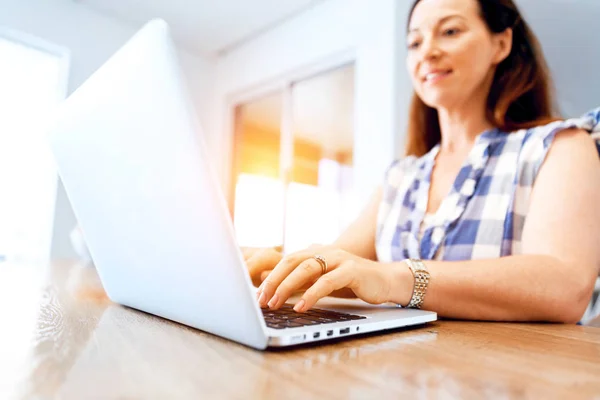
left=423, top=70, right=452, bottom=83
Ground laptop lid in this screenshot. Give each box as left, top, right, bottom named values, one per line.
left=47, top=19, right=269, bottom=350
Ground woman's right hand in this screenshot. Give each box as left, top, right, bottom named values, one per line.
left=241, top=245, right=357, bottom=300
left=241, top=247, right=283, bottom=288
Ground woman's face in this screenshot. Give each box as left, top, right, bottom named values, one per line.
left=406, top=0, right=512, bottom=111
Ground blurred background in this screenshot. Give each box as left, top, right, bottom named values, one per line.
left=0, top=0, right=598, bottom=265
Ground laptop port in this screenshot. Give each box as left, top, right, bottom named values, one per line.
left=327, top=330, right=334, bottom=337
left=290, top=335, right=304, bottom=343
left=340, top=328, right=350, bottom=335
left=313, top=332, right=320, bottom=339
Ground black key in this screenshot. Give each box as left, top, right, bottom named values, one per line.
left=290, top=318, right=320, bottom=325
left=277, top=308, right=295, bottom=313
left=326, top=313, right=347, bottom=318
left=270, top=316, right=291, bottom=322
left=300, top=315, right=325, bottom=322
left=313, top=317, right=337, bottom=323
left=347, top=315, right=367, bottom=320
left=305, top=310, right=329, bottom=316
left=282, top=321, right=304, bottom=328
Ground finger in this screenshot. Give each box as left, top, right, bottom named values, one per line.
left=258, top=248, right=325, bottom=307
left=248, top=248, right=280, bottom=276
left=267, top=257, right=325, bottom=309
left=294, top=263, right=357, bottom=312
left=246, top=249, right=281, bottom=287
left=241, top=246, right=266, bottom=260
left=240, top=247, right=253, bottom=260
left=261, top=269, right=313, bottom=292
left=260, top=270, right=272, bottom=282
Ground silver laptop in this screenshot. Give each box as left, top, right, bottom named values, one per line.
left=46, top=19, right=436, bottom=349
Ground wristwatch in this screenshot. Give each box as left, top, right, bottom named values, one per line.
left=404, top=258, right=430, bottom=309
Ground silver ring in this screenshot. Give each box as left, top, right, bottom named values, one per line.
left=313, top=255, right=328, bottom=275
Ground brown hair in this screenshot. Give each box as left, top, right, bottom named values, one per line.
left=405, top=0, right=559, bottom=157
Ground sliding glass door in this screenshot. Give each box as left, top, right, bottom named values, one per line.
left=230, top=64, right=355, bottom=253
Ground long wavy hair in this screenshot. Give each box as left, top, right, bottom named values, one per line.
left=405, top=0, right=559, bottom=157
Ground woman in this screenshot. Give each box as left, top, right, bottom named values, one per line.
left=245, top=0, right=600, bottom=324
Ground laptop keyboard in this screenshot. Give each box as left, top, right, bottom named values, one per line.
left=261, top=303, right=366, bottom=329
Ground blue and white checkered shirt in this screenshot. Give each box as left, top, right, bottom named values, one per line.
left=376, top=107, right=600, bottom=323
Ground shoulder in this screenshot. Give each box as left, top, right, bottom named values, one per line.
left=515, top=107, right=600, bottom=178
left=525, top=125, right=600, bottom=247
left=384, top=156, right=417, bottom=188
left=539, top=128, right=598, bottom=178
left=384, top=146, right=438, bottom=186
left=521, top=106, right=600, bottom=145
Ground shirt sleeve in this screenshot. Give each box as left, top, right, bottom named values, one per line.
left=518, top=106, right=600, bottom=187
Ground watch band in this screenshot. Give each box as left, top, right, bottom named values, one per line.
left=404, top=258, right=430, bottom=309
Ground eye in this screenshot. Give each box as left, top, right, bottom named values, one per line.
left=407, top=40, right=421, bottom=50
left=443, top=27, right=461, bottom=37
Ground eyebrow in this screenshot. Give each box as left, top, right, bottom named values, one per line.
left=408, top=14, right=466, bottom=33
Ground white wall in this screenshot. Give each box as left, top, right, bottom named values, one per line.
left=518, top=0, right=600, bottom=117
left=215, top=0, right=413, bottom=214
left=0, top=0, right=217, bottom=258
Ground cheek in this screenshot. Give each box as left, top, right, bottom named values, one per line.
left=406, top=56, right=422, bottom=90
left=451, top=38, right=494, bottom=80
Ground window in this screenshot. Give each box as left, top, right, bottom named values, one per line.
left=0, top=29, right=69, bottom=264
left=232, top=91, right=285, bottom=249
left=230, top=64, right=356, bottom=254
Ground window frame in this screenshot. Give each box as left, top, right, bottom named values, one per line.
left=0, top=27, right=71, bottom=263
left=0, top=27, right=70, bottom=100
left=226, top=50, right=356, bottom=251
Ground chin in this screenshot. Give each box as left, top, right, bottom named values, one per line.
left=420, top=96, right=451, bottom=110
left=418, top=87, right=462, bottom=110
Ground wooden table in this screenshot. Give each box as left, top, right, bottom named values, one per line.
left=2, top=261, right=600, bottom=399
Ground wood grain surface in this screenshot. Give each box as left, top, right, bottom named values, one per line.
left=1, top=260, right=599, bottom=400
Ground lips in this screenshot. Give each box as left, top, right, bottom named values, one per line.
left=422, top=70, right=452, bottom=83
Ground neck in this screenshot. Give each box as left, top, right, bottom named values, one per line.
left=437, top=107, right=493, bottom=154
left=436, top=72, right=495, bottom=155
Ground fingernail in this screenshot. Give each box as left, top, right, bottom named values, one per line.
left=294, top=299, right=306, bottom=312
left=258, top=292, right=267, bottom=307
left=268, top=294, right=279, bottom=309
left=256, top=289, right=262, bottom=300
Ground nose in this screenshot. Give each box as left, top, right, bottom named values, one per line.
left=419, top=35, right=441, bottom=62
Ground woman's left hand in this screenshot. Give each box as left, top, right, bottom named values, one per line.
left=256, top=245, right=404, bottom=312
